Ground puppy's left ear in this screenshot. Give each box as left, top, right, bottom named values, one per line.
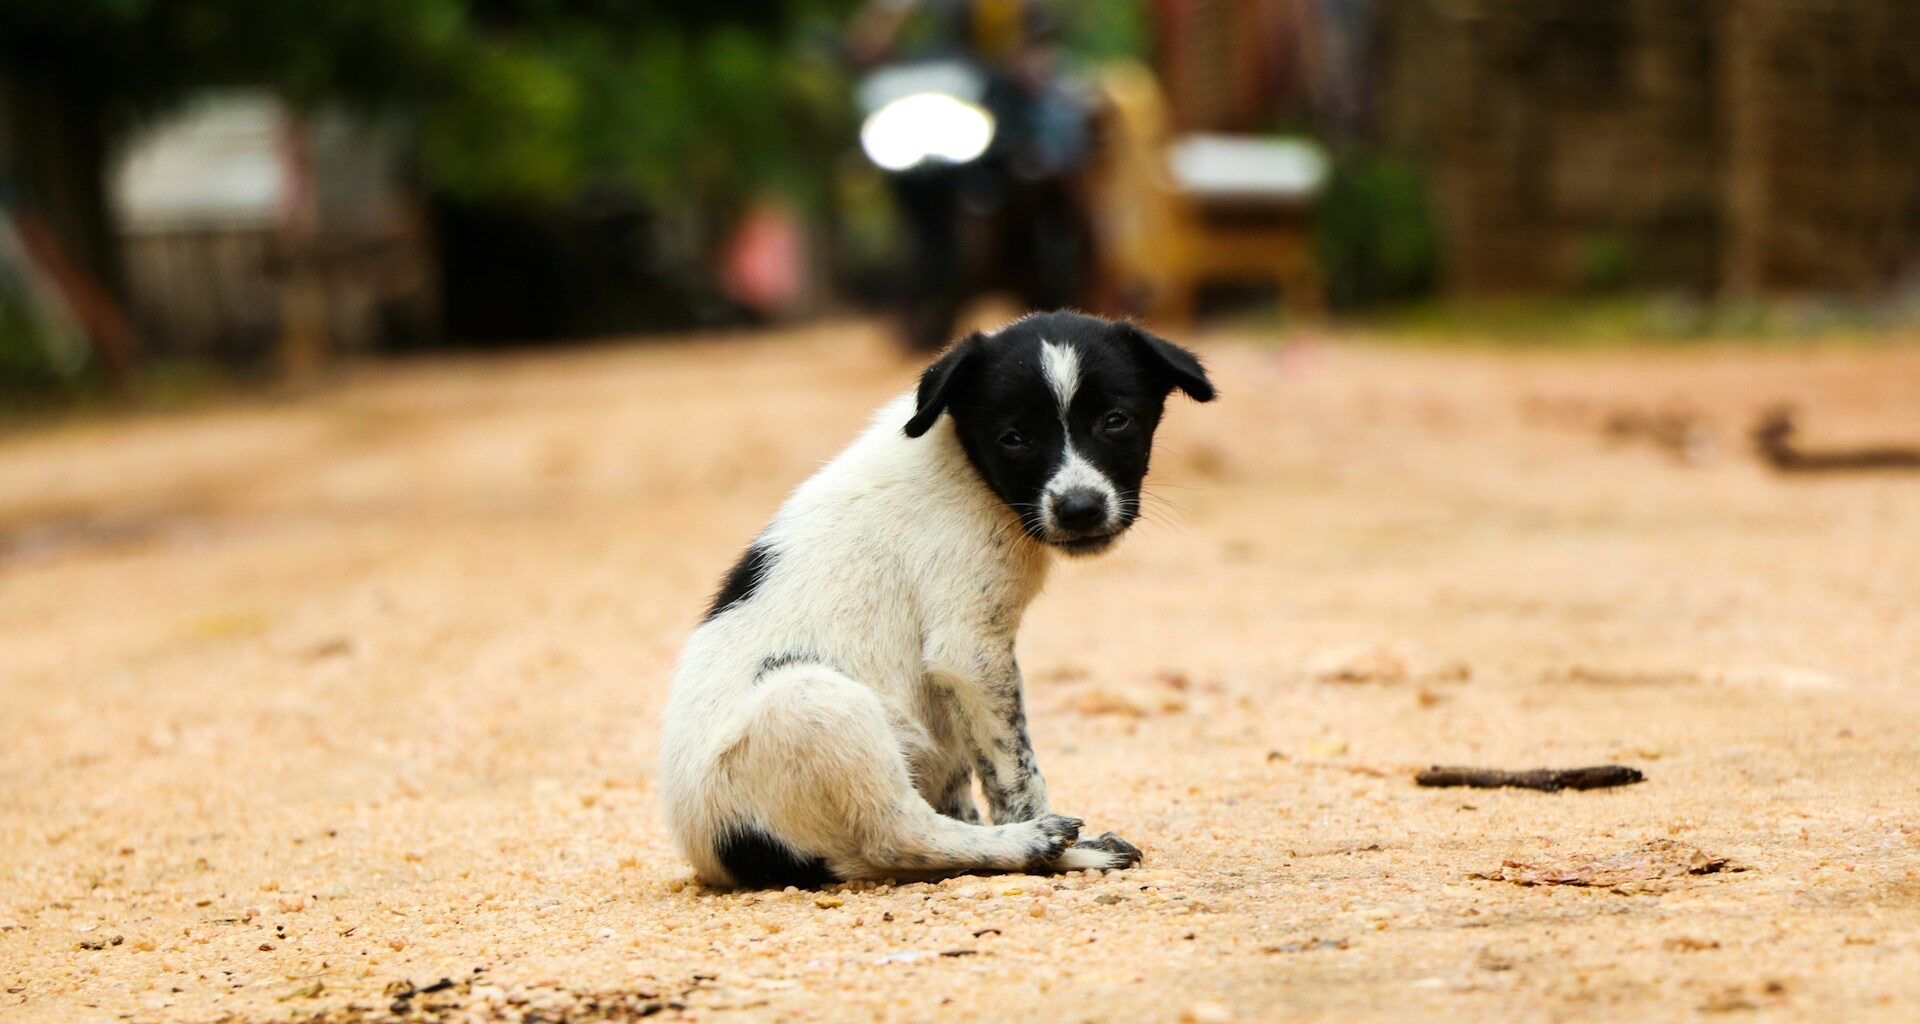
left=903, top=331, right=985, bottom=437
left=1120, top=323, right=1215, bottom=402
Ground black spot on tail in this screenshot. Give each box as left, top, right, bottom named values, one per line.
left=704, top=541, right=776, bottom=621
left=755, top=650, right=828, bottom=681
left=715, top=826, right=838, bottom=889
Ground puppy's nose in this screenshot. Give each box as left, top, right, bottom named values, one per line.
left=1049, top=488, right=1109, bottom=533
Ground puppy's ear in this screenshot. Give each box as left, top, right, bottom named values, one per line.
left=903, top=331, right=985, bottom=437
left=1120, top=323, right=1215, bottom=403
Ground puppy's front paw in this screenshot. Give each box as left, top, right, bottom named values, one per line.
left=1058, top=830, right=1143, bottom=871
left=1021, top=814, right=1083, bottom=867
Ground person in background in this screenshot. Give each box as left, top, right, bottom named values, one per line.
left=850, top=0, right=1096, bottom=350
left=851, top=0, right=1091, bottom=182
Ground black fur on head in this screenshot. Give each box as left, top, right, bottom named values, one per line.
left=903, top=311, right=1214, bottom=555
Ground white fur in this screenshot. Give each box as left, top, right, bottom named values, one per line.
left=1041, top=443, right=1121, bottom=533
left=1037, top=340, right=1120, bottom=532
left=1040, top=340, right=1080, bottom=415
left=660, top=393, right=1136, bottom=884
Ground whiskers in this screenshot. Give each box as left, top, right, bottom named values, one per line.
left=1126, top=487, right=1194, bottom=540
left=972, top=499, right=1043, bottom=546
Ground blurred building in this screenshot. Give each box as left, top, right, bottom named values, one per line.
left=111, top=92, right=438, bottom=368
left=1154, top=0, right=1312, bottom=133
left=1378, top=0, right=1920, bottom=296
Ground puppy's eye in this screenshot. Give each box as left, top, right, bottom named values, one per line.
left=998, top=428, right=1028, bottom=449
left=1102, top=411, right=1133, bottom=432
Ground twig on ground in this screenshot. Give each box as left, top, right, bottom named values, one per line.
left=1415, top=765, right=1645, bottom=792
left=1753, top=407, right=1920, bottom=473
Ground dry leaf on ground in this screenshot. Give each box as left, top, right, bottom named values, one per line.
left=1065, top=687, right=1185, bottom=717
left=1472, top=839, right=1744, bottom=890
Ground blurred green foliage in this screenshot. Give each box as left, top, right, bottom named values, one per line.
left=0, top=0, right=860, bottom=208
left=1315, top=155, right=1441, bottom=310
left=1575, top=233, right=1636, bottom=294
left=1057, top=0, right=1149, bottom=63
left=0, top=293, right=95, bottom=394
left=418, top=15, right=856, bottom=208
left=1361, top=294, right=1920, bottom=347
left=0, top=299, right=59, bottom=387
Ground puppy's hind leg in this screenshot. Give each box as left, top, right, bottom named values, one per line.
left=723, top=666, right=1081, bottom=885
left=932, top=765, right=982, bottom=823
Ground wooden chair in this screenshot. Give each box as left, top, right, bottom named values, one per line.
left=1091, top=61, right=1325, bottom=326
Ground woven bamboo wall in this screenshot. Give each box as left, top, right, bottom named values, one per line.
left=1380, top=0, right=1920, bottom=295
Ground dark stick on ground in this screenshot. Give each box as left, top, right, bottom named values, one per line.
left=1416, top=765, right=1645, bottom=792
left=1753, top=407, right=1920, bottom=472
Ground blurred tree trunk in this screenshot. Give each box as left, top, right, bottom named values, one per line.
left=0, top=75, right=125, bottom=305
left=274, top=109, right=328, bottom=384
left=1719, top=0, right=1770, bottom=298
left=1, top=74, right=140, bottom=380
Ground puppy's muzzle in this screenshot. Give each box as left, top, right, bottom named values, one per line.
left=1041, top=486, right=1122, bottom=553
left=1048, top=488, right=1109, bottom=533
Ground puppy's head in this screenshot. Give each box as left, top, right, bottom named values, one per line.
left=903, top=311, right=1214, bottom=556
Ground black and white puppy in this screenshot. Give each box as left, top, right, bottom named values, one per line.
left=660, top=311, right=1214, bottom=887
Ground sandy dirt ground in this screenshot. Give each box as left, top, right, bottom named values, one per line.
left=3, top=322, right=1920, bottom=1024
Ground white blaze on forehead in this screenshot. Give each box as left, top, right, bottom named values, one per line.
left=1036, top=339, right=1119, bottom=536
left=1039, top=340, right=1080, bottom=418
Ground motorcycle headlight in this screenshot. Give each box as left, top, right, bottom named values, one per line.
left=860, top=93, right=996, bottom=172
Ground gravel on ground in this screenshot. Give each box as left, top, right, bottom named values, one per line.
left=3, top=322, right=1919, bottom=1023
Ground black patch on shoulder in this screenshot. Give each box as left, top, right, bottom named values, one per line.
left=715, top=826, right=838, bottom=889
left=703, top=541, right=776, bottom=621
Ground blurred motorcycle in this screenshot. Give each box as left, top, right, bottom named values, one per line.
left=856, top=55, right=1094, bottom=350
